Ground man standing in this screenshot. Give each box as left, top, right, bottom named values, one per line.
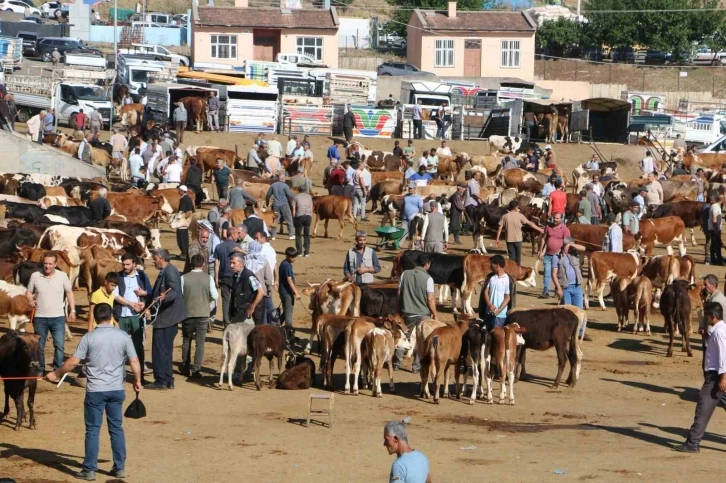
left=242, top=205, right=270, bottom=239
left=343, top=231, right=381, bottom=283
left=548, top=181, right=567, bottom=219
left=228, top=178, right=258, bottom=210
left=26, top=252, right=75, bottom=373
left=402, top=139, right=416, bottom=163
left=465, top=171, right=483, bottom=222
left=327, top=139, right=340, bottom=164
left=622, top=201, right=640, bottom=235
left=448, top=182, right=466, bottom=245
left=278, top=247, right=300, bottom=327
left=523, top=110, right=536, bottom=139
left=214, top=227, right=240, bottom=327
left=28, top=110, right=45, bottom=144
left=45, top=303, right=142, bottom=481
left=640, top=150, right=655, bottom=176
left=397, top=255, right=436, bottom=372
left=674, top=302, right=726, bottom=453
left=577, top=190, right=592, bottom=224
left=173, top=101, right=187, bottom=143
left=552, top=237, right=586, bottom=309
left=247, top=144, right=264, bottom=175
left=323, top=157, right=338, bottom=194
left=266, top=175, right=296, bottom=239
left=229, top=252, right=265, bottom=323
left=89, top=108, right=102, bottom=135
left=538, top=213, right=571, bottom=299
left=128, top=147, right=144, bottom=186
left=185, top=157, right=204, bottom=208
left=412, top=99, right=423, bottom=140
left=383, top=420, right=431, bottom=483
left=43, top=108, right=55, bottom=133
left=343, top=107, right=356, bottom=144
left=207, top=91, right=220, bottom=131
left=586, top=184, right=602, bottom=225
left=328, top=160, right=347, bottom=196
left=645, top=172, right=664, bottom=210
left=110, top=129, right=128, bottom=167
left=496, top=200, right=543, bottom=266
left=208, top=198, right=227, bottom=234
left=213, top=159, right=233, bottom=201
left=541, top=174, right=557, bottom=198
left=479, top=255, right=511, bottom=331
left=255, top=231, right=277, bottom=323
left=147, top=249, right=186, bottom=390
left=603, top=213, right=623, bottom=253
left=634, top=187, right=647, bottom=218
left=181, top=254, right=218, bottom=379
left=420, top=201, right=448, bottom=253
left=113, top=253, right=151, bottom=376
left=293, top=184, right=313, bottom=257
left=708, top=194, right=724, bottom=266
left=89, top=187, right=112, bottom=222
left=585, top=154, right=599, bottom=170
left=402, top=184, right=423, bottom=240
left=176, top=186, right=195, bottom=258
left=409, top=165, right=433, bottom=187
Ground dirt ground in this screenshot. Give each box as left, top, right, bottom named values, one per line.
left=1, top=128, right=725, bottom=483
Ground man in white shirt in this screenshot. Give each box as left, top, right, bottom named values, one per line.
left=286, top=135, right=297, bottom=157
left=709, top=194, right=724, bottom=266
left=254, top=230, right=277, bottom=324
left=640, top=150, right=655, bottom=177
left=437, top=140, right=451, bottom=156
left=603, top=213, right=623, bottom=253
left=128, top=148, right=144, bottom=185
left=267, top=136, right=283, bottom=158
left=164, top=157, right=183, bottom=184
left=585, top=155, right=599, bottom=170
left=675, top=301, right=726, bottom=453
left=634, top=188, right=647, bottom=219
left=417, top=156, right=428, bottom=171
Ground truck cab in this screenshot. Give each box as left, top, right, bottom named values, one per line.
left=685, top=115, right=726, bottom=146
left=117, top=55, right=177, bottom=100
left=276, top=52, right=324, bottom=66
left=118, top=43, right=188, bottom=66
left=57, top=83, right=111, bottom=123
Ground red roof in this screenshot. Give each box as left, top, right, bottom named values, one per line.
left=414, top=10, right=536, bottom=32
left=196, top=6, right=338, bottom=29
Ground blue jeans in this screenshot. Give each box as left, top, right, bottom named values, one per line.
left=264, top=296, right=275, bottom=325
left=484, top=313, right=507, bottom=332
left=84, top=390, right=126, bottom=472
left=34, top=316, right=66, bottom=372
left=561, top=284, right=583, bottom=308
left=542, top=254, right=553, bottom=296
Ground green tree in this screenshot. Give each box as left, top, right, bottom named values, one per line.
left=536, top=17, right=582, bottom=57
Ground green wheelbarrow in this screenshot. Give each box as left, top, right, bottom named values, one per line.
left=374, top=226, right=407, bottom=250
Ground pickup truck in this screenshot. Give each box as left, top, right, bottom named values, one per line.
left=276, top=52, right=326, bottom=67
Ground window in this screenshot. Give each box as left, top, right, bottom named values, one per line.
left=435, top=39, right=454, bottom=67
left=296, top=37, right=323, bottom=62
left=501, top=40, right=520, bottom=68
left=211, top=35, right=237, bottom=59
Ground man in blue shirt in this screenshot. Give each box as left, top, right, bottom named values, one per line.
left=633, top=188, right=646, bottom=219
left=278, top=247, right=300, bottom=327
left=326, top=140, right=340, bottom=163
left=408, top=166, right=433, bottom=186
left=541, top=174, right=557, bottom=198
left=404, top=160, right=417, bottom=183
left=43, top=108, right=55, bottom=132
left=384, top=420, right=431, bottom=483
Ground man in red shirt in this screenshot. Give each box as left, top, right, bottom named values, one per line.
left=548, top=180, right=567, bottom=218
left=328, top=163, right=346, bottom=197
left=538, top=212, right=571, bottom=298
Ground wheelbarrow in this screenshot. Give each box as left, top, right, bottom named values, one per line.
left=374, top=226, right=406, bottom=250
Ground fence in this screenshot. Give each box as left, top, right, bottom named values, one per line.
left=536, top=58, right=726, bottom=99
left=0, top=21, right=67, bottom=38
left=88, top=25, right=186, bottom=46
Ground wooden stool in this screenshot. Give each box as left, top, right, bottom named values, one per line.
left=306, top=393, right=334, bottom=428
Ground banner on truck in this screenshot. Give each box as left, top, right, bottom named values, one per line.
left=352, top=106, right=397, bottom=138
left=281, top=105, right=333, bottom=135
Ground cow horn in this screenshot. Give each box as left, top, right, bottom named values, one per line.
left=235, top=144, right=238, bottom=155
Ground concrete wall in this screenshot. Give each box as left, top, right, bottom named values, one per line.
left=69, top=0, right=91, bottom=41
left=193, top=26, right=338, bottom=67
left=0, top=131, right=105, bottom=179
left=338, top=17, right=370, bottom=49
left=407, top=13, right=535, bottom=80
left=89, top=26, right=185, bottom=46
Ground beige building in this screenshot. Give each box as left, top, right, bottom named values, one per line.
left=407, top=2, right=536, bottom=80
left=191, top=1, right=340, bottom=69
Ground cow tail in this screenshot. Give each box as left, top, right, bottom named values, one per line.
left=430, top=335, right=439, bottom=380
left=462, top=256, right=469, bottom=295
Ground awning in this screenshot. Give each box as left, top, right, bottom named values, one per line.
left=581, top=97, right=631, bottom=112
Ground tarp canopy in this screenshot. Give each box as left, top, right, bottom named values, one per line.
left=581, top=97, right=631, bottom=112
left=523, top=98, right=572, bottom=114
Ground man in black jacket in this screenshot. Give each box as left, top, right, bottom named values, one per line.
left=89, top=187, right=112, bottom=222
left=343, top=107, right=356, bottom=144
left=176, top=186, right=195, bottom=258
left=229, top=252, right=265, bottom=324
left=185, top=158, right=204, bottom=208
left=147, top=248, right=187, bottom=390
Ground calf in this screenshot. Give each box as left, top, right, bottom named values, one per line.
left=273, top=355, right=316, bottom=390
left=318, top=314, right=368, bottom=391
left=506, top=305, right=584, bottom=389
left=312, top=195, right=357, bottom=239
left=247, top=324, right=297, bottom=390
left=638, top=216, right=686, bottom=256
left=459, top=319, right=487, bottom=405
left=420, top=315, right=470, bottom=403
left=486, top=323, right=526, bottom=405
left=640, top=255, right=681, bottom=307
left=0, top=280, right=34, bottom=332
left=610, top=276, right=653, bottom=335
left=364, top=323, right=412, bottom=398
left=0, top=331, right=40, bottom=430
left=586, top=251, right=641, bottom=310
left=645, top=200, right=706, bottom=246
left=18, top=182, right=46, bottom=201
left=218, top=320, right=257, bottom=390
left=660, top=280, right=693, bottom=357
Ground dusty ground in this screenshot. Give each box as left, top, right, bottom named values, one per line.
left=1, top=128, right=725, bottom=483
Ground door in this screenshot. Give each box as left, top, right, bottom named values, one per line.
left=253, top=29, right=281, bottom=61
left=464, top=39, right=481, bottom=77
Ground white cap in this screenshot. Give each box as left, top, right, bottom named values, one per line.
left=178, top=185, right=188, bottom=192
left=545, top=144, right=552, bottom=150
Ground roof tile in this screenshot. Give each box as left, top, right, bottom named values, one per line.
left=197, top=7, right=337, bottom=29
left=419, top=10, right=535, bottom=32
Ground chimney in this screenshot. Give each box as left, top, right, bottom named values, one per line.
left=234, top=0, right=248, bottom=7
left=448, top=1, right=456, bottom=18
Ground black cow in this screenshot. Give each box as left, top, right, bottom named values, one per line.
left=59, top=180, right=106, bottom=202
left=90, top=139, right=113, bottom=155
left=95, top=220, right=151, bottom=240
left=505, top=306, right=584, bottom=389
left=0, top=331, right=41, bottom=430
left=660, top=279, right=693, bottom=358
left=391, top=250, right=465, bottom=309
left=45, top=205, right=93, bottom=226
left=18, top=183, right=46, bottom=201
left=13, top=260, right=42, bottom=287
left=2, top=202, right=47, bottom=223
left=358, top=284, right=398, bottom=319
left=0, top=228, right=37, bottom=256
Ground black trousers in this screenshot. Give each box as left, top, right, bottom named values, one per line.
left=413, top=119, right=423, bottom=139
left=685, top=371, right=726, bottom=447
left=188, top=184, right=203, bottom=208
left=176, top=228, right=189, bottom=256
left=216, top=183, right=228, bottom=200
left=710, top=229, right=722, bottom=264
left=152, top=324, right=178, bottom=386
left=704, top=230, right=712, bottom=263
left=181, top=317, right=207, bottom=373
left=343, top=127, right=353, bottom=142
left=507, top=241, right=522, bottom=266
left=450, top=208, right=463, bottom=241
left=294, top=215, right=311, bottom=255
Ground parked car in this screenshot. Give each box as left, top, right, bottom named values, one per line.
left=610, top=47, right=635, bottom=63
left=118, top=43, right=189, bottom=66
left=36, top=37, right=102, bottom=62
left=41, top=1, right=67, bottom=18
left=0, top=0, right=40, bottom=15
left=377, top=61, right=432, bottom=76
left=16, top=31, right=38, bottom=57
left=130, top=21, right=163, bottom=28
left=389, top=38, right=407, bottom=49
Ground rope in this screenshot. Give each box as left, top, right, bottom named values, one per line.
left=0, top=376, right=43, bottom=381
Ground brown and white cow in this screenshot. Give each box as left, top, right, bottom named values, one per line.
left=461, top=253, right=536, bottom=314
left=645, top=201, right=706, bottom=246
left=0, top=280, right=34, bottom=332
left=437, top=153, right=470, bottom=183
left=638, top=216, right=686, bottom=256
left=495, top=168, right=543, bottom=195
left=640, top=255, right=681, bottom=307
left=567, top=223, right=637, bottom=253
left=586, top=251, right=641, bottom=310
left=610, top=276, right=653, bottom=335
left=486, top=323, right=526, bottom=405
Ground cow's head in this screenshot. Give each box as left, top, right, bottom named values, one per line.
left=518, top=266, right=537, bottom=288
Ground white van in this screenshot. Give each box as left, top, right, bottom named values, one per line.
left=118, top=43, right=188, bottom=66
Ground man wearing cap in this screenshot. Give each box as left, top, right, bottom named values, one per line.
left=448, top=182, right=467, bottom=244
left=176, top=186, right=195, bottom=258
left=496, top=199, right=544, bottom=266
left=622, top=201, right=640, bottom=236
left=640, top=150, right=655, bottom=176
left=544, top=145, right=556, bottom=168
left=343, top=231, right=381, bottom=283
left=421, top=201, right=448, bottom=253
left=173, top=101, right=187, bottom=143
left=603, top=213, right=623, bottom=253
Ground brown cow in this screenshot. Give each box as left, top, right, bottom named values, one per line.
left=586, top=251, right=641, bottom=310
left=0, top=280, right=35, bottom=332
left=194, top=146, right=242, bottom=176
left=645, top=201, right=706, bottom=246
left=461, top=253, right=536, bottom=314
left=660, top=279, right=693, bottom=357
left=312, top=195, right=357, bottom=239
left=567, top=223, right=637, bottom=252
left=370, top=170, right=403, bottom=187
left=179, top=96, right=207, bottom=133
left=91, top=192, right=171, bottom=222
left=610, top=276, right=653, bottom=334
left=146, top=188, right=196, bottom=213
left=437, top=154, right=470, bottom=183
left=638, top=216, right=686, bottom=256
left=420, top=315, right=470, bottom=403
left=15, top=247, right=79, bottom=286
left=495, top=168, right=543, bottom=195
left=370, top=180, right=402, bottom=213
left=486, top=323, right=526, bottom=405
left=79, top=245, right=115, bottom=295
left=118, top=103, right=143, bottom=128
left=640, top=255, right=681, bottom=307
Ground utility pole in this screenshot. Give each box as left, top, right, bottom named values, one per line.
left=111, top=0, right=118, bottom=131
